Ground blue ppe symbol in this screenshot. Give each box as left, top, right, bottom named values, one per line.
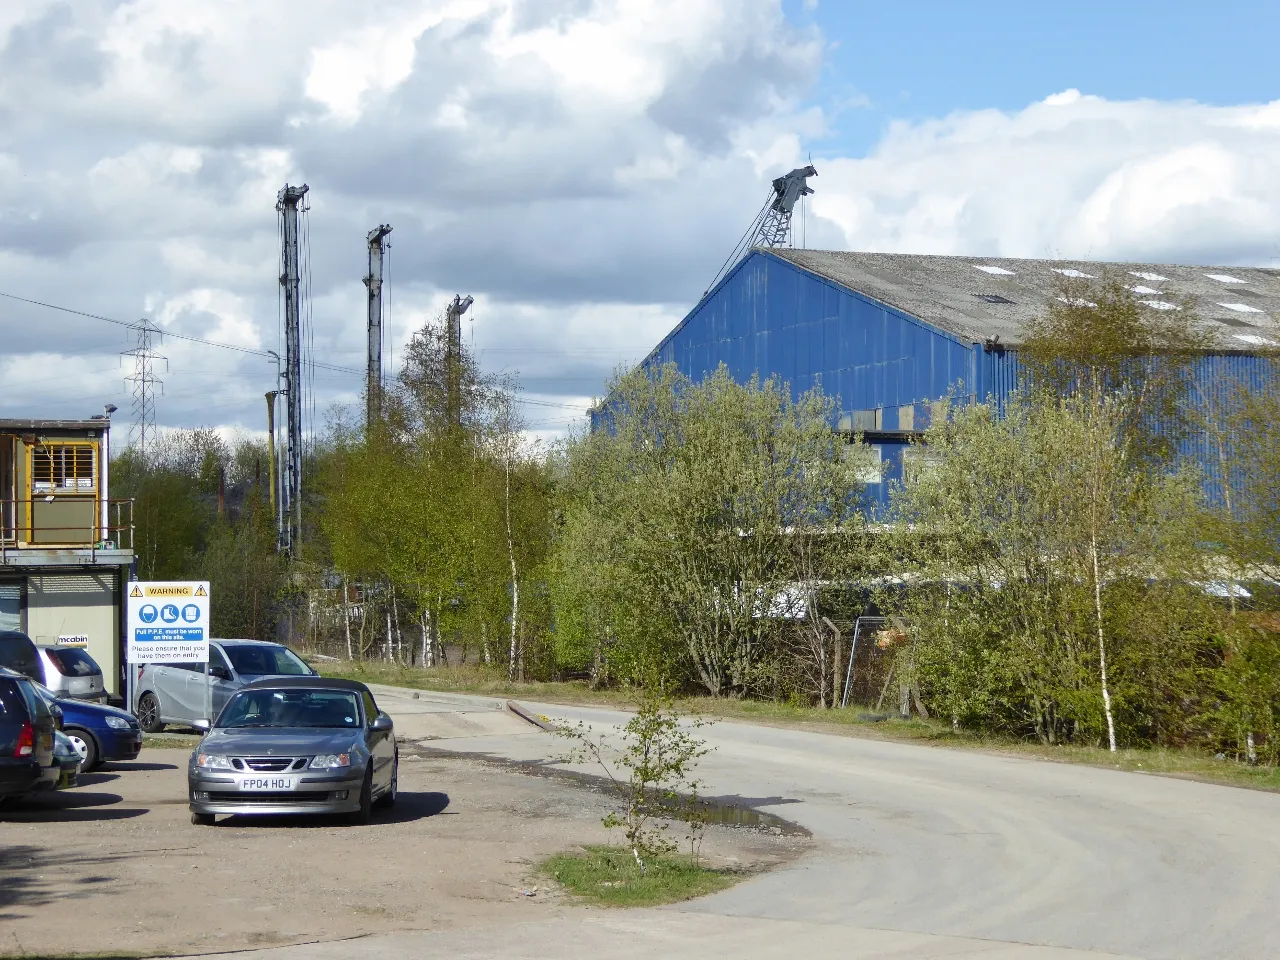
left=139, top=604, right=158, bottom=624
left=182, top=604, right=200, bottom=623
left=160, top=604, right=180, bottom=623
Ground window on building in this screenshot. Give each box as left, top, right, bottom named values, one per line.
left=845, top=443, right=883, bottom=485
left=902, top=447, right=942, bottom=484
left=31, top=444, right=95, bottom=493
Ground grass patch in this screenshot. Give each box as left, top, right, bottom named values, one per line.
left=311, top=658, right=1280, bottom=794
left=543, top=846, right=738, bottom=907
left=142, top=732, right=199, bottom=750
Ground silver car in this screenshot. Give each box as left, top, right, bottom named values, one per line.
left=135, top=639, right=315, bottom=732
left=187, top=677, right=397, bottom=826
left=37, top=646, right=108, bottom=703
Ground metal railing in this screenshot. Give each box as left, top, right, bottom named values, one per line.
left=0, top=498, right=134, bottom=558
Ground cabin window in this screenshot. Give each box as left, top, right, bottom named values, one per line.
left=31, top=444, right=96, bottom=494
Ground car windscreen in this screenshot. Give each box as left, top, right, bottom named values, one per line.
left=44, top=647, right=101, bottom=677
left=217, top=688, right=361, bottom=729
left=224, top=645, right=313, bottom=677
left=0, top=635, right=39, bottom=679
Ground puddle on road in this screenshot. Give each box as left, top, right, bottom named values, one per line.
left=403, top=742, right=809, bottom=838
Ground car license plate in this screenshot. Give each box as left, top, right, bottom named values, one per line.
left=239, top=776, right=297, bottom=791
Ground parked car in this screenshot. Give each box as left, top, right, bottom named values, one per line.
left=187, top=677, right=397, bottom=826
left=37, top=645, right=108, bottom=703
left=52, top=730, right=82, bottom=789
left=0, top=631, right=41, bottom=682
left=32, top=682, right=141, bottom=771
left=136, top=640, right=316, bottom=733
left=0, top=666, right=59, bottom=804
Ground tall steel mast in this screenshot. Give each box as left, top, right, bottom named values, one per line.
left=277, top=183, right=308, bottom=559
left=364, top=224, right=393, bottom=427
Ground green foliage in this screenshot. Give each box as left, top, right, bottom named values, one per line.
left=556, top=692, right=713, bottom=872
left=111, top=429, right=285, bottom=640
left=316, top=312, right=554, bottom=671
left=885, top=392, right=1211, bottom=747
left=551, top=363, right=870, bottom=695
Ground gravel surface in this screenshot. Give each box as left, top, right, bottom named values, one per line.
left=0, top=747, right=806, bottom=958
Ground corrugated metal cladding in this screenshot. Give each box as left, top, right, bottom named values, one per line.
left=634, top=249, right=1275, bottom=511
left=647, top=251, right=979, bottom=416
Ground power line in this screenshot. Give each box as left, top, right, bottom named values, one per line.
left=0, top=290, right=363, bottom=375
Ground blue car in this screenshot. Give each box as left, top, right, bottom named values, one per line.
left=33, top=684, right=142, bottom=771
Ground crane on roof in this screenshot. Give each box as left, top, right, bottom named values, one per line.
left=705, top=164, right=818, bottom=296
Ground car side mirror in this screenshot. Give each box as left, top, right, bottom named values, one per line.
left=50, top=704, right=64, bottom=730
left=192, top=719, right=211, bottom=734
left=370, top=714, right=393, bottom=733
left=209, top=666, right=231, bottom=681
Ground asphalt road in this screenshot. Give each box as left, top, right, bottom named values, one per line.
left=208, top=697, right=1280, bottom=960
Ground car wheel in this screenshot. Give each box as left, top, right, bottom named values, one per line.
left=376, top=755, right=398, bottom=809
left=349, top=766, right=374, bottom=825
left=136, top=692, right=164, bottom=733
left=191, top=812, right=215, bottom=826
left=64, top=728, right=99, bottom=771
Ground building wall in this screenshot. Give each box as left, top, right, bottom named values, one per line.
left=646, top=250, right=981, bottom=419
left=26, top=572, right=121, bottom=695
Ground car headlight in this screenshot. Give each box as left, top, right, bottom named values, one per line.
left=105, top=716, right=131, bottom=730
left=309, top=753, right=351, bottom=770
left=196, top=754, right=234, bottom=770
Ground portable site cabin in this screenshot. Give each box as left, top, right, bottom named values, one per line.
left=627, top=249, right=1280, bottom=508
left=0, top=417, right=134, bottom=696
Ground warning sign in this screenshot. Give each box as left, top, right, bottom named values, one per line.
left=127, top=581, right=209, bottom=664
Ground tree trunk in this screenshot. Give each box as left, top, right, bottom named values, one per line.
left=1091, top=534, right=1118, bottom=752
left=504, top=450, right=520, bottom=683
left=343, top=577, right=352, bottom=661
left=420, top=609, right=429, bottom=668
left=822, top=617, right=843, bottom=709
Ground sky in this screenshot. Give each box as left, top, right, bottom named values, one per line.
left=1, top=0, right=1278, bottom=443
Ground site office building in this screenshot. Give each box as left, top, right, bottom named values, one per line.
left=627, top=248, right=1280, bottom=504
left=0, top=418, right=133, bottom=696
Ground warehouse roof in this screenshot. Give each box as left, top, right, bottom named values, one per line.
left=771, top=249, right=1280, bottom=349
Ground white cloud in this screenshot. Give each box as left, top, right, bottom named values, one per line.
left=814, top=91, right=1280, bottom=266
left=0, top=0, right=818, bottom=436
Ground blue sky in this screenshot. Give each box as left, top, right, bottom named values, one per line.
left=789, top=1, right=1280, bottom=154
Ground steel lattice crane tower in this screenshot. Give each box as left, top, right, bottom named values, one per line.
left=121, top=319, right=167, bottom=457
left=277, top=183, right=308, bottom=559
left=364, top=224, right=393, bottom=427
left=705, top=165, right=818, bottom=294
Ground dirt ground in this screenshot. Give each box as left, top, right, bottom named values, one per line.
left=0, top=746, right=807, bottom=959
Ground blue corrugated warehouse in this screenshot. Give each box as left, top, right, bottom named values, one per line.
left=634, top=248, right=1280, bottom=508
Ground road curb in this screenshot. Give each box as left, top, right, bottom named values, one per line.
left=506, top=700, right=555, bottom=731
left=364, top=683, right=506, bottom=711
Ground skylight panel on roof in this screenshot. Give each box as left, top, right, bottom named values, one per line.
left=973, top=294, right=1015, bottom=304
left=974, top=265, right=1015, bottom=275
left=1053, top=268, right=1096, bottom=278
left=1140, top=300, right=1179, bottom=311
left=1207, top=274, right=1247, bottom=284
left=1057, top=296, right=1097, bottom=308
left=1218, top=302, right=1264, bottom=313
left=1234, top=334, right=1278, bottom=346
left=1128, top=285, right=1162, bottom=295
left=1130, top=271, right=1169, bottom=282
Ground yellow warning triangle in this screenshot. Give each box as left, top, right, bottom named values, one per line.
left=195, top=585, right=207, bottom=597
left=130, top=585, right=143, bottom=598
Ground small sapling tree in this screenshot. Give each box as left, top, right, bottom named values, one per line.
left=557, top=693, right=714, bottom=873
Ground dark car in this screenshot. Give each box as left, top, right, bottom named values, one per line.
left=32, top=683, right=141, bottom=771
left=0, top=666, right=59, bottom=803
left=188, top=677, right=397, bottom=826
left=0, top=631, right=41, bottom=682
left=136, top=639, right=316, bottom=733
